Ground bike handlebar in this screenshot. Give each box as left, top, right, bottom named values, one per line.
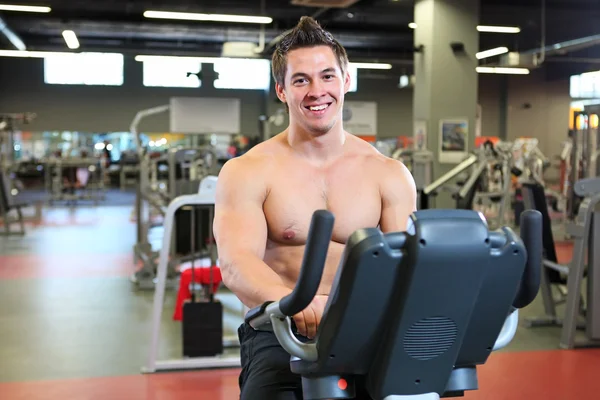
left=512, top=210, right=542, bottom=309
left=279, top=210, right=335, bottom=316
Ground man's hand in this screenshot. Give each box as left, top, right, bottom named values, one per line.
left=293, top=295, right=329, bottom=339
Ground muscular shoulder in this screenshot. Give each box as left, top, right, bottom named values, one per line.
left=216, top=138, right=280, bottom=200
left=346, top=134, right=415, bottom=198
left=346, top=135, right=412, bottom=181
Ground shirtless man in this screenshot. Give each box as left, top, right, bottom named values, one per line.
left=213, top=16, right=417, bottom=399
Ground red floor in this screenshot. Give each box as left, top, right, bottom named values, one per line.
left=1, top=349, right=600, bottom=399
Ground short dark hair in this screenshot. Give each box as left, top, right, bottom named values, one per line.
left=271, top=16, right=349, bottom=88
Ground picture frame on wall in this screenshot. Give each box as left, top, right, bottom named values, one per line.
left=439, top=118, right=468, bottom=164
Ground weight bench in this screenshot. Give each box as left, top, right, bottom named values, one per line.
left=246, top=209, right=541, bottom=399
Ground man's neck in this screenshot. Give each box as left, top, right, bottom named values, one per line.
left=286, top=123, right=346, bottom=165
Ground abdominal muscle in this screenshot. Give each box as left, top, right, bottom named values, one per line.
left=264, top=241, right=347, bottom=296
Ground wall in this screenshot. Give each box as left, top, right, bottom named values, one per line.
left=0, top=56, right=414, bottom=140
left=478, top=74, right=503, bottom=139
left=506, top=70, right=571, bottom=158
left=0, top=56, right=572, bottom=158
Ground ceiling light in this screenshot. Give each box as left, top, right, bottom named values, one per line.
left=407, top=23, right=519, bottom=34
left=0, top=4, right=51, bottom=12
left=136, top=56, right=393, bottom=70
left=477, top=25, right=521, bottom=33
left=135, top=55, right=223, bottom=63
left=476, top=66, right=530, bottom=74
left=476, top=46, right=509, bottom=59
left=0, top=50, right=73, bottom=58
left=350, top=62, right=392, bottom=70
left=143, top=10, right=272, bottom=24
left=62, top=30, right=80, bottom=50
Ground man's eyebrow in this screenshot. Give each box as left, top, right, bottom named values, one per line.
left=290, top=68, right=336, bottom=80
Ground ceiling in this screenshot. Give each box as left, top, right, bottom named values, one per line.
left=0, top=0, right=599, bottom=79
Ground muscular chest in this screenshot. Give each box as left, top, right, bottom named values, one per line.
left=264, top=162, right=381, bottom=244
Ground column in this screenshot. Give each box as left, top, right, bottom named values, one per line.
left=413, top=0, right=480, bottom=208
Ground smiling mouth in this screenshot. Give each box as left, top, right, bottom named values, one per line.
left=305, top=103, right=331, bottom=112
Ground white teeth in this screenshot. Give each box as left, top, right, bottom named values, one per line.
left=309, top=104, right=328, bottom=111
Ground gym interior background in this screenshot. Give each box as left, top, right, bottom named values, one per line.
left=1, top=0, right=600, bottom=399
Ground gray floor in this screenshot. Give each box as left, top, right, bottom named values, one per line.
left=0, top=195, right=584, bottom=384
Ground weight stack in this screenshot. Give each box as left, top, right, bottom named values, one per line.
left=182, top=300, right=224, bottom=357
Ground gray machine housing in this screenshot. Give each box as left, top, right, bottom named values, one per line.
left=246, top=209, right=541, bottom=399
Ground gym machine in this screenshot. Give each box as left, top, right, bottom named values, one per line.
left=522, top=177, right=600, bottom=349
left=129, top=105, right=221, bottom=290
left=564, top=107, right=600, bottom=220
left=0, top=167, right=28, bottom=235
left=420, top=141, right=515, bottom=229
left=142, top=175, right=242, bottom=373
left=0, top=113, right=39, bottom=232
left=43, top=156, right=106, bottom=205
left=392, top=148, right=434, bottom=202
left=0, top=112, right=35, bottom=171
left=245, top=208, right=541, bottom=399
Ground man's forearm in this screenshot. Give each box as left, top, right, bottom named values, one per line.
left=221, top=254, right=292, bottom=309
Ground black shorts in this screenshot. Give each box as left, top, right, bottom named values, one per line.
left=237, top=322, right=373, bottom=399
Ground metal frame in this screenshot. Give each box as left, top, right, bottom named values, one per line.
left=0, top=168, right=26, bottom=236
left=523, top=178, right=600, bottom=349
left=130, top=105, right=221, bottom=290
left=142, top=176, right=241, bottom=373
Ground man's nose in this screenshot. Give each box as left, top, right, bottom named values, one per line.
left=307, top=81, right=327, bottom=98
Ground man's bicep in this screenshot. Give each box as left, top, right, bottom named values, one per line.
left=214, top=205, right=268, bottom=260
left=379, top=160, right=417, bottom=233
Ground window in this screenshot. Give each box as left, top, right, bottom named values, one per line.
left=214, top=58, right=271, bottom=90
left=44, top=52, right=124, bottom=86
left=570, top=70, right=600, bottom=99
left=348, top=65, right=358, bottom=92
left=142, top=58, right=202, bottom=88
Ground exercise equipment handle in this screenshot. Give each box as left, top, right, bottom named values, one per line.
left=512, top=210, right=542, bottom=309
left=279, top=210, right=335, bottom=316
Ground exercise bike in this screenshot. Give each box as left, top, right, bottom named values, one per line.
left=246, top=208, right=542, bottom=399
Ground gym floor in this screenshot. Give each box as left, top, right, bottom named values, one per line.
left=1, top=197, right=600, bottom=400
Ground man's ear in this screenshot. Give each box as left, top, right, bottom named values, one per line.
left=275, top=82, right=287, bottom=105
left=343, top=69, right=351, bottom=94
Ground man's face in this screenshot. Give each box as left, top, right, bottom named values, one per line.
left=276, top=45, right=351, bottom=136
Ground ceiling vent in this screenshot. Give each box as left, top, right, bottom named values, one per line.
left=291, top=0, right=360, bottom=8
left=498, top=52, right=539, bottom=68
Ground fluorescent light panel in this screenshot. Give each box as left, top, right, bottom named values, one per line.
left=135, top=55, right=392, bottom=69
left=408, top=23, right=520, bottom=34
left=476, top=46, right=509, bottom=59
left=135, top=55, right=222, bottom=63
left=476, top=67, right=529, bottom=75
left=62, top=30, right=80, bottom=49
left=349, top=62, right=392, bottom=70
left=477, top=25, right=521, bottom=33
left=0, top=3, right=51, bottom=12
left=0, top=50, right=73, bottom=58
left=143, top=10, right=272, bottom=24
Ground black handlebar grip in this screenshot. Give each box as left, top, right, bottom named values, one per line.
left=279, top=210, right=335, bottom=317
left=513, top=210, right=543, bottom=309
